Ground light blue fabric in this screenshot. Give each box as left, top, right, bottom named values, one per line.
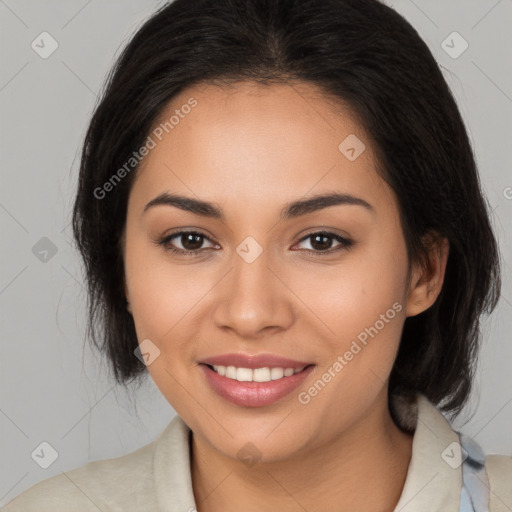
left=458, top=432, right=490, bottom=512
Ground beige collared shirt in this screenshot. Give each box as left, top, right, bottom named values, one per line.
left=2, top=394, right=510, bottom=511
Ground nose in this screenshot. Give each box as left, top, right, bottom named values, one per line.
left=211, top=243, right=295, bottom=339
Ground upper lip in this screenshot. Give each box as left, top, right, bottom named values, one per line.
left=200, top=353, right=314, bottom=370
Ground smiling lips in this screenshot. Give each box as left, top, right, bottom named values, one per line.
left=199, top=353, right=315, bottom=407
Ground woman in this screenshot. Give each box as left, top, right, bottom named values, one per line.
left=3, top=0, right=510, bottom=510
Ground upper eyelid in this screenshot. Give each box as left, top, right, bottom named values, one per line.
left=164, top=230, right=218, bottom=248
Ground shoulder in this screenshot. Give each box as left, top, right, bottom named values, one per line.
left=485, top=454, right=512, bottom=511
left=1, top=438, right=159, bottom=512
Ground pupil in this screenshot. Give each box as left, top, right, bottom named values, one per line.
left=312, top=234, right=331, bottom=251
left=182, top=234, right=203, bottom=250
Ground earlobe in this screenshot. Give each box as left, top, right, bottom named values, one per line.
left=405, top=234, right=450, bottom=317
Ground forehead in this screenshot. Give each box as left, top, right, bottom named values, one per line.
left=129, top=81, right=394, bottom=217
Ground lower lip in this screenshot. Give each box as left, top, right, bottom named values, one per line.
left=199, top=364, right=315, bottom=407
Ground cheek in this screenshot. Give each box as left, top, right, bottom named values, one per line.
left=294, top=238, right=409, bottom=397
left=123, top=233, right=197, bottom=349
left=293, top=243, right=407, bottom=337
left=124, top=240, right=205, bottom=408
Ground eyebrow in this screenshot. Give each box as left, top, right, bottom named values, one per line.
left=143, top=191, right=375, bottom=221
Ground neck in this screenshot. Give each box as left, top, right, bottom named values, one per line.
left=190, top=391, right=414, bottom=512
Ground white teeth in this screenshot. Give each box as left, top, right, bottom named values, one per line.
left=225, top=366, right=237, bottom=379
left=253, top=367, right=271, bottom=382
left=210, top=365, right=306, bottom=382
left=270, top=367, right=284, bottom=380
left=236, top=367, right=253, bottom=382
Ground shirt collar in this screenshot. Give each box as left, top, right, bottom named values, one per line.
left=392, top=393, right=462, bottom=512
left=152, top=393, right=462, bottom=512
left=153, top=413, right=196, bottom=512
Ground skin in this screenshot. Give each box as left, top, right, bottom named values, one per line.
left=122, top=81, right=449, bottom=512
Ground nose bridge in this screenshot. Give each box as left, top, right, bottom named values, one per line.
left=212, top=235, right=293, bottom=336
left=230, top=235, right=275, bottom=305
left=233, top=236, right=271, bottom=292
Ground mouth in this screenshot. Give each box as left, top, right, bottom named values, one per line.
left=199, top=362, right=316, bottom=408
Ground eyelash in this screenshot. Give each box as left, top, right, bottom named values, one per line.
left=156, top=230, right=354, bottom=257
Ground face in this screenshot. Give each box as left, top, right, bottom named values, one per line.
left=122, top=81, right=419, bottom=463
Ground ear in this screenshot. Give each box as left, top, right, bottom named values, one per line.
left=405, top=231, right=450, bottom=317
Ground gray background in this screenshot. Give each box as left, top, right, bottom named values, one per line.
left=1, top=0, right=511, bottom=505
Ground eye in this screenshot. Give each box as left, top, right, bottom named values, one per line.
left=293, top=231, right=354, bottom=254
left=157, top=230, right=218, bottom=256
left=156, top=229, right=354, bottom=257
